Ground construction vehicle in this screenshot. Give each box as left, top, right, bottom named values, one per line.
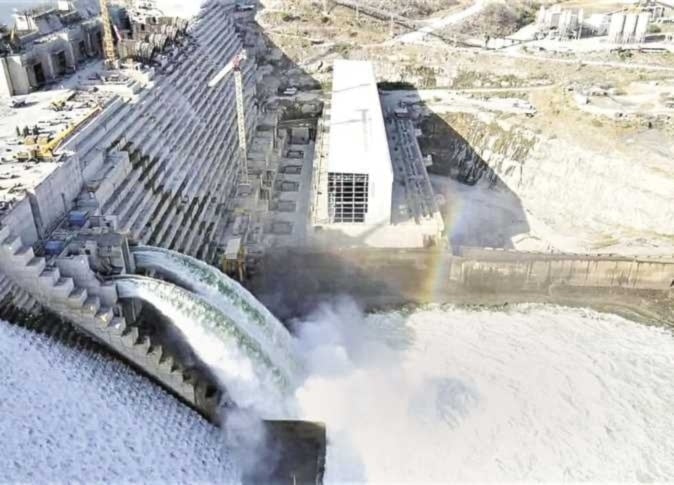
left=14, top=106, right=102, bottom=162
left=50, top=91, right=76, bottom=111
left=50, top=99, right=67, bottom=111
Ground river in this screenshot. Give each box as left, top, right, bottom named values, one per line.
left=2, top=303, right=673, bottom=481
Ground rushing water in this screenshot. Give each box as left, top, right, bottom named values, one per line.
left=293, top=302, right=674, bottom=482
left=116, top=275, right=292, bottom=417
left=131, top=246, right=298, bottom=379
left=2, top=302, right=674, bottom=481
left=116, top=253, right=674, bottom=481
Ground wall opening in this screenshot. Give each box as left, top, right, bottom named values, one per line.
left=32, top=63, right=46, bottom=86
left=54, top=51, right=67, bottom=76
left=328, top=172, right=369, bottom=223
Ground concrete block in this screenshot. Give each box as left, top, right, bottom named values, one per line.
left=2, top=235, right=23, bottom=255
left=53, top=277, right=75, bottom=300
left=106, top=316, right=126, bottom=334
left=14, top=246, right=35, bottom=265
left=95, top=306, right=114, bottom=325
left=38, top=267, right=60, bottom=287
left=0, top=225, right=10, bottom=243
left=106, top=331, right=126, bottom=350
left=27, top=257, right=46, bottom=276
left=66, top=288, right=88, bottom=309
left=147, top=344, right=164, bottom=364
left=82, top=295, right=100, bottom=313
left=159, top=354, right=176, bottom=373
left=121, top=326, right=139, bottom=348
left=135, top=335, right=152, bottom=355
left=99, top=282, right=119, bottom=307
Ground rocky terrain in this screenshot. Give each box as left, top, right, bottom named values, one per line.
left=259, top=0, right=674, bottom=255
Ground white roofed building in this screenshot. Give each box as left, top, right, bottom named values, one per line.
left=311, top=60, right=444, bottom=249
left=326, top=60, right=393, bottom=226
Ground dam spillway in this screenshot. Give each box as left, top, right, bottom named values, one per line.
left=0, top=0, right=265, bottom=418
left=0, top=0, right=670, bottom=402
left=1, top=0, right=672, bottom=371
left=131, top=245, right=299, bottom=378
left=115, top=275, right=293, bottom=417
left=0, top=0, right=672, bottom=482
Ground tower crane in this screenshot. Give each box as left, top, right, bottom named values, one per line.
left=100, top=0, right=118, bottom=68
left=208, top=50, right=249, bottom=184
left=232, top=52, right=248, bottom=184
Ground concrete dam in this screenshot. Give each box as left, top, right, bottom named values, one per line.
left=250, top=247, right=674, bottom=325
left=0, top=2, right=324, bottom=481
left=0, top=0, right=258, bottom=409
left=0, top=0, right=673, bottom=482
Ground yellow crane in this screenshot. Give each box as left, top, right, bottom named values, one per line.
left=100, top=0, right=118, bottom=68
left=15, top=106, right=103, bottom=162
left=207, top=52, right=253, bottom=277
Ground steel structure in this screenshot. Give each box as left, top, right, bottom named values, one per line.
left=233, top=53, right=248, bottom=183
left=100, top=0, right=118, bottom=67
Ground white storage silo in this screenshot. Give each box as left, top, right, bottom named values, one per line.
left=622, top=13, right=638, bottom=43
left=635, top=12, right=651, bottom=43
left=608, top=13, right=626, bottom=43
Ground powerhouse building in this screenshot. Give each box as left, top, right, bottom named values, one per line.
left=326, top=60, right=394, bottom=226
left=312, top=60, right=444, bottom=248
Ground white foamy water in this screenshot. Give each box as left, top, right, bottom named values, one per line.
left=294, top=302, right=674, bottom=482
left=0, top=321, right=238, bottom=482
left=3, top=303, right=674, bottom=482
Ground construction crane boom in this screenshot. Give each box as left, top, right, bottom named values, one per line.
left=100, top=0, right=118, bottom=67
left=233, top=55, right=248, bottom=183
left=208, top=50, right=249, bottom=184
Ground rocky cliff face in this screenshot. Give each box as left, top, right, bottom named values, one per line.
left=421, top=112, right=674, bottom=255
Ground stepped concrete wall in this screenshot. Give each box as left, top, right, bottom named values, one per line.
left=29, top=159, right=84, bottom=240
left=2, top=198, right=39, bottom=246
left=1, top=2, right=255, bottom=259
left=0, top=1, right=255, bottom=309
left=0, top=272, right=40, bottom=317
left=0, top=224, right=219, bottom=417
left=0, top=4, right=253, bottom=418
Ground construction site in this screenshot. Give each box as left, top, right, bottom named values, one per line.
left=0, top=0, right=453, bottom=331
left=0, top=0, right=673, bottom=482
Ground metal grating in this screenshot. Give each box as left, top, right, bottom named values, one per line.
left=328, top=172, right=369, bottom=223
